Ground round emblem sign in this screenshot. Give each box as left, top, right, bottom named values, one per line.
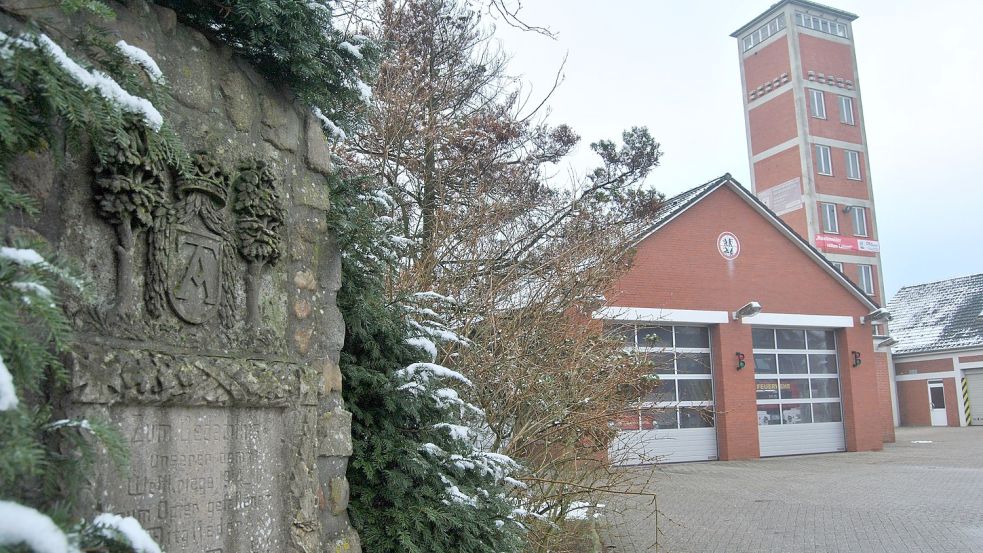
left=717, top=232, right=740, bottom=260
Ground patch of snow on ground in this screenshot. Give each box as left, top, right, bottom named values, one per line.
left=0, top=500, right=69, bottom=553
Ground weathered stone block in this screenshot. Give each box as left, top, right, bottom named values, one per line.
left=219, top=71, right=256, bottom=132
left=306, top=113, right=335, bottom=175
left=169, top=43, right=213, bottom=110
left=329, top=477, right=349, bottom=515
left=261, top=95, right=301, bottom=151
left=292, top=179, right=332, bottom=211
left=319, top=407, right=354, bottom=457
left=332, top=529, right=362, bottom=553
left=295, top=270, right=318, bottom=291
left=320, top=357, right=343, bottom=393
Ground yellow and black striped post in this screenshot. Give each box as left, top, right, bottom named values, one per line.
left=962, top=377, right=972, bottom=426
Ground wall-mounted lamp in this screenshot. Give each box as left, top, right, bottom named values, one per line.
left=860, top=308, right=892, bottom=325
left=877, top=337, right=897, bottom=349
left=851, top=351, right=862, bottom=367
left=732, top=301, right=762, bottom=320
left=736, top=352, right=746, bottom=371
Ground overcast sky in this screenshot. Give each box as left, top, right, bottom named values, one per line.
left=493, top=0, right=983, bottom=299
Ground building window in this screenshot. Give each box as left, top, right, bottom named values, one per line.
left=839, top=96, right=855, bottom=125
left=752, top=328, right=842, bottom=426
left=815, top=144, right=832, bottom=175
left=831, top=261, right=844, bottom=273
left=795, top=12, right=849, bottom=38
left=820, top=202, right=839, bottom=234
left=606, top=323, right=715, bottom=431
left=845, top=150, right=862, bottom=180
left=858, top=264, right=875, bottom=295
left=851, top=207, right=868, bottom=237
left=809, top=89, right=826, bottom=119
left=743, top=14, right=787, bottom=52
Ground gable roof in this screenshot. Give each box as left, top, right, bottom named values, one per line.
left=634, top=173, right=878, bottom=311
left=887, top=273, right=983, bottom=356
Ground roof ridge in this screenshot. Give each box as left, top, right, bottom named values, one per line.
left=894, top=272, right=983, bottom=294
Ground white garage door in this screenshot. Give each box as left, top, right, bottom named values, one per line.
left=609, top=324, right=717, bottom=465
left=753, top=327, right=845, bottom=457
left=966, top=370, right=983, bottom=426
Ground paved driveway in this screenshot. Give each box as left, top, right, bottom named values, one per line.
left=599, top=427, right=983, bottom=552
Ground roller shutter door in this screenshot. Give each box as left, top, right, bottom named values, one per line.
left=753, top=327, right=845, bottom=457
left=608, top=323, right=717, bottom=465
left=967, top=370, right=983, bottom=426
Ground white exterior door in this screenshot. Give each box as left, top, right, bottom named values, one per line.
left=753, top=327, right=845, bottom=457
left=608, top=324, right=717, bottom=465
left=968, top=371, right=983, bottom=426
left=928, top=380, right=948, bottom=426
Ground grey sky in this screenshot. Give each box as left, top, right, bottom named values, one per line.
left=494, top=0, right=983, bottom=299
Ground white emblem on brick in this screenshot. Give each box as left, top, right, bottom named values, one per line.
left=717, top=232, right=740, bottom=260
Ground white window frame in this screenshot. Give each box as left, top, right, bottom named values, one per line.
left=752, top=328, right=843, bottom=427
left=809, top=89, right=826, bottom=119
left=796, top=12, right=849, bottom=39
left=851, top=207, right=868, bottom=237
left=858, top=264, right=875, bottom=295
left=839, top=96, right=855, bottom=125
left=815, top=144, right=832, bottom=176
left=820, top=202, right=839, bottom=234
left=831, top=261, right=844, bottom=273
left=845, top=150, right=862, bottom=180
left=744, top=15, right=786, bottom=52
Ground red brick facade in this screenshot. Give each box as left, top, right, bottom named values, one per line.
left=607, top=182, right=887, bottom=459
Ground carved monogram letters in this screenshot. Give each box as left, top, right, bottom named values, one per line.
left=94, top=147, right=285, bottom=329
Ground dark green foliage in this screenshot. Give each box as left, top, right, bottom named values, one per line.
left=0, top=12, right=174, bottom=552
left=153, top=0, right=377, bottom=135
left=330, top=172, right=523, bottom=553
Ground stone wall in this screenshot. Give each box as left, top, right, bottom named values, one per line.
left=2, top=1, right=357, bottom=551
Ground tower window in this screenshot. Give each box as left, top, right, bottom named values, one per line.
left=796, top=12, right=849, bottom=38
left=858, top=264, right=875, bottom=295
left=820, top=203, right=839, bottom=234
left=845, top=150, right=862, bottom=180
left=815, top=145, right=832, bottom=176
left=851, top=207, right=868, bottom=237
left=809, top=89, right=826, bottom=119
left=839, top=96, right=855, bottom=125
left=743, top=14, right=787, bottom=52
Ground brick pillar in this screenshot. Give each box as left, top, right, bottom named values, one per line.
left=837, top=326, right=883, bottom=452
left=712, top=321, right=759, bottom=460
left=873, top=351, right=896, bottom=442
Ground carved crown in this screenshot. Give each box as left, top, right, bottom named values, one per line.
left=176, top=152, right=230, bottom=206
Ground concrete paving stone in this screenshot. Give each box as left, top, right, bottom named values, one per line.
left=599, top=427, right=983, bottom=553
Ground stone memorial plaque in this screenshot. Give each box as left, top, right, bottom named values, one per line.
left=97, top=407, right=288, bottom=553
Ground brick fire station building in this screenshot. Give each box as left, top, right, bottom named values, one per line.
left=603, top=0, right=899, bottom=463
left=602, top=175, right=894, bottom=463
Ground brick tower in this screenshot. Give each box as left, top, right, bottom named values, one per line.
left=731, top=1, right=898, bottom=435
